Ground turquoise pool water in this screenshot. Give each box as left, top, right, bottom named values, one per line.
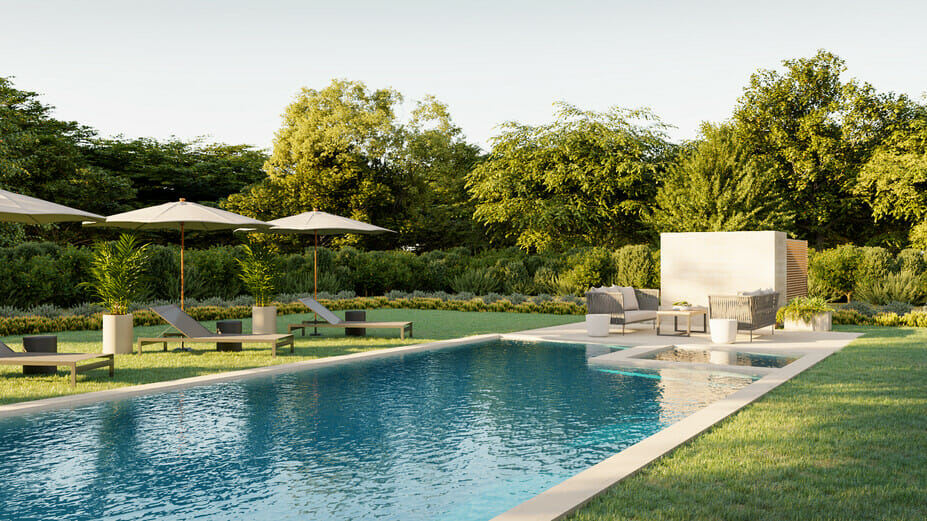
left=0, top=340, right=753, bottom=520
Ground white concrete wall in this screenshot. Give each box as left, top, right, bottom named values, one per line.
left=660, top=231, right=787, bottom=308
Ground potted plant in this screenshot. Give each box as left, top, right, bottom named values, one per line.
left=83, top=234, right=150, bottom=354
left=780, top=296, right=834, bottom=331
left=237, top=244, right=279, bottom=335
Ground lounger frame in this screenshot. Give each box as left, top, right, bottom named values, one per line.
left=0, top=353, right=114, bottom=387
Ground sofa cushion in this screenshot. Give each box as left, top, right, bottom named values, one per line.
left=619, top=286, right=639, bottom=310
left=624, top=309, right=656, bottom=323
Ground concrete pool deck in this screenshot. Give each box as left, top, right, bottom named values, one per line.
left=491, top=322, right=862, bottom=521
left=0, top=322, right=862, bottom=521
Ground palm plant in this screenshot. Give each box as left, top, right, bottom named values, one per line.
left=83, top=234, right=151, bottom=315
left=237, top=244, right=279, bottom=307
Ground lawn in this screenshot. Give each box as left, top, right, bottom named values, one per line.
left=0, top=309, right=581, bottom=405
left=566, top=325, right=927, bottom=521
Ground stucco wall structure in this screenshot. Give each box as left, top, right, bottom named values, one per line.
left=660, top=231, right=787, bottom=309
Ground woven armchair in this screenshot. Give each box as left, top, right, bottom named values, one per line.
left=708, top=293, right=779, bottom=341
left=585, top=288, right=660, bottom=335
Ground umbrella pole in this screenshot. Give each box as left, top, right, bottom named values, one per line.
left=180, top=222, right=185, bottom=311
left=311, top=230, right=321, bottom=336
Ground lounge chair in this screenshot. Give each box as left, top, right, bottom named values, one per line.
left=708, top=291, right=779, bottom=342
left=585, top=286, right=660, bottom=335
left=290, top=297, right=413, bottom=339
left=137, top=305, right=295, bottom=357
left=0, top=341, right=114, bottom=387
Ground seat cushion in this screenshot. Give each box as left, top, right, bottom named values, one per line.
left=619, top=286, right=639, bottom=310
left=623, top=309, right=656, bottom=323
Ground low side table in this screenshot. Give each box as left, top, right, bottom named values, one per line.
left=216, top=320, right=243, bottom=352
left=345, top=310, right=366, bottom=337
left=656, top=308, right=707, bottom=337
left=23, top=335, right=57, bottom=375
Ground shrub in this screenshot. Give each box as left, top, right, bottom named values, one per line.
left=82, top=234, right=151, bottom=315
left=450, top=269, right=500, bottom=294
left=612, top=244, right=658, bottom=288
left=881, top=301, right=914, bottom=315
left=854, top=270, right=926, bottom=305
left=236, top=244, right=279, bottom=307
left=843, top=301, right=875, bottom=317
left=777, top=296, right=833, bottom=322
left=808, top=245, right=861, bottom=302
left=558, top=247, right=615, bottom=295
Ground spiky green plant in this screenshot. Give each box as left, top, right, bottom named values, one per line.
left=237, top=244, right=279, bottom=307
left=82, top=234, right=151, bottom=315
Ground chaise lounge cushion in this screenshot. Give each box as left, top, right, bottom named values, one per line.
left=623, top=309, right=656, bottom=322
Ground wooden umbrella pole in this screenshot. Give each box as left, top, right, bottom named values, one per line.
left=312, top=230, right=320, bottom=335
left=180, top=222, right=185, bottom=310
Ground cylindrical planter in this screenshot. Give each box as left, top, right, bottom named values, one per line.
left=252, top=306, right=277, bottom=335
left=709, top=318, right=737, bottom=344
left=103, top=313, right=134, bottom=354
left=585, top=314, right=610, bottom=337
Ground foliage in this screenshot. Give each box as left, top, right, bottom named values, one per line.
left=807, top=244, right=861, bottom=301
left=649, top=123, right=792, bottom=232
left=732, top=50, right=914, bottom=247
left=81, top=234, right=151, bottom=315
left=84, top=136, right=267, bottom=207
left=842, top=300, right=875, bottom=317
left=467, top=103, right=674, bottom=251
left=854, top=270, right=926, bottom=306
left=612, top=244, right=659, bottom=288
left=450, top=269, right=500, bottom=294
left=236, top=244, right=279, bottom=307
left=778, top=296, right=833, bottom=322
left=558, top=248, right=616, bottom=295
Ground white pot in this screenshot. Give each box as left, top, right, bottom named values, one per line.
left=784, top=311, right=833, bottom=331
left=709, top=318, right=737, bottom=344
left=103, top=313, right=134, bottom=354
left=585, top=314, right=610, bottom=337
left=252, top=305, right=277, bottom=335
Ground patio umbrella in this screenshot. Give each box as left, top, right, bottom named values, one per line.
left=85, top=198, right=269, bottom=309
left=0, top=189, right=105, bottom=224
left=264, top=210, right=394, bottom=300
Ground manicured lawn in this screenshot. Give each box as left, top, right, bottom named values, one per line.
left=566, top=325, right=927, bottom=521
left=0, top=309, right=581, bottom=405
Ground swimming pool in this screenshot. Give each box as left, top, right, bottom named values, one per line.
left=0, top=339, right=754, bottom=520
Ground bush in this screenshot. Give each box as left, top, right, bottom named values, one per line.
left=558, top=247, right=615, bottom=295
left=450, top=269, right=500, bottom=294
left=843, top=301, right=875, bottom=317
left=808, top=244, right=860, bottom=302
left=881, top=301, right=914, bottom=315
left=612, top=244, right=659, bottom=288
left=854, top=270, right=926, bottom=305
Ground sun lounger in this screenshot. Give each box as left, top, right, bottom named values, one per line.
left=290, top=297, right=413, bottom=339
left=137, top=305, right=295, bottom=357
left=0, top=341, right=114, bottom=387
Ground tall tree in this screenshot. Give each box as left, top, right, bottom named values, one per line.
left=224, top=79, right=481, bottom=250
left=732, top=50, right=913, bottom=247
left=649, top=123, right=793, bottom=233
left=466, top=103, right=674, bottom=252
left=856, top=105, right=927, bottom=248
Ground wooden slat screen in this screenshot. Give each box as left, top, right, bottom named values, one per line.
left=786, top=239, right=808, bottom=301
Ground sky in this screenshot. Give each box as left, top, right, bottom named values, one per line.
left=2, top=0, right=926, bottom=152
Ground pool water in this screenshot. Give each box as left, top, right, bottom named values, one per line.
left=640, top=346, right=798, bottom=368
left=0, top=340, right=753, bottom=521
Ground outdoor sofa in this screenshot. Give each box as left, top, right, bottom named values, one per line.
left=0, top=341, right=114, bottom=387
left=137, top=305, right=295, bottom=356
left=585, top=286, right=660, bottom=334
left=708, top=290, right=780, bottom=341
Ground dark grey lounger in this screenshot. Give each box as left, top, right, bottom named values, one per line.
left=137, top=305, right=295, bottom=357
left=0, top=341, right=114, bottom=387
left=290, top=297, right=413, bottom=339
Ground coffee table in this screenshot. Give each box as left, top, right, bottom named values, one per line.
left=656, top=308, right=707, bottom=337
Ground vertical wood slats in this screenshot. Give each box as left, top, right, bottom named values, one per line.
left=786, top=239, right=808, bottom=301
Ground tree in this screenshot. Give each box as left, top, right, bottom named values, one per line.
left=855, top=106, right=927, bottom=248
left=732, top=50, right=913, bottom=247
left=649, top=123, right=793, bottom=233
left=224, top=79, right=482, bottom=250
left=0, top=76, right=135, bottom=241
left=466, top=103, right=674, bottom=252
left=83, top=137, right=267, bottom=206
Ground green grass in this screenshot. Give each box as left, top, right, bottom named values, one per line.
left=566, top=325, right=927, bottom=521
left=0, top=309, right=581, bottom=405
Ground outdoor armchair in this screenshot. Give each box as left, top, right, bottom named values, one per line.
left=585, top=287, right=660, bottom=335
left=708, top=291, right=780, bottom=341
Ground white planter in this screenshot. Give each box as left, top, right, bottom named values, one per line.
left=103, top=313, right=134, bottom=354
left=709, top=318, right=737, bottom=344
left=784, top=311, right=833, bottom=331
left=252, top=305, right=278, bottom=335
left=586, top=314, right=610, bottom=337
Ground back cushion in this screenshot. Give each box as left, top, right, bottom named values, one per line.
left=619, top=286, right=639, bottom=310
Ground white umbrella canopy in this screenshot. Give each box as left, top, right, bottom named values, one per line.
left=0, top=189, right=105, bottom=224
left=85, top=198, right=269, bottom=309
left=261, top=210, right=394, bottom=300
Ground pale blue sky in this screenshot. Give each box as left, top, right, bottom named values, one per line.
left=2, top=0, right=925, bottom=151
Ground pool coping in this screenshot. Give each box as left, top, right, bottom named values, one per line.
left=489, top=330, right=862, bottom=521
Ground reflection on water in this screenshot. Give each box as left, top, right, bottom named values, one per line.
left=0, top=340, right=752, bottom=521
left=641, top=347, right=797, bottom=368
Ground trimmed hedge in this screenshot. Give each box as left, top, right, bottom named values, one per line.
left=0, top=297, right=586, bottom=336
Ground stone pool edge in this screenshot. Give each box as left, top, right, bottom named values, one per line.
left=0, top=334, right=501, bottom=418
left=489, top=331, right=861, bottom=521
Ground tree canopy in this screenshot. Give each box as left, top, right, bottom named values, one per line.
left=466, top=103, right=674, bottom=252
